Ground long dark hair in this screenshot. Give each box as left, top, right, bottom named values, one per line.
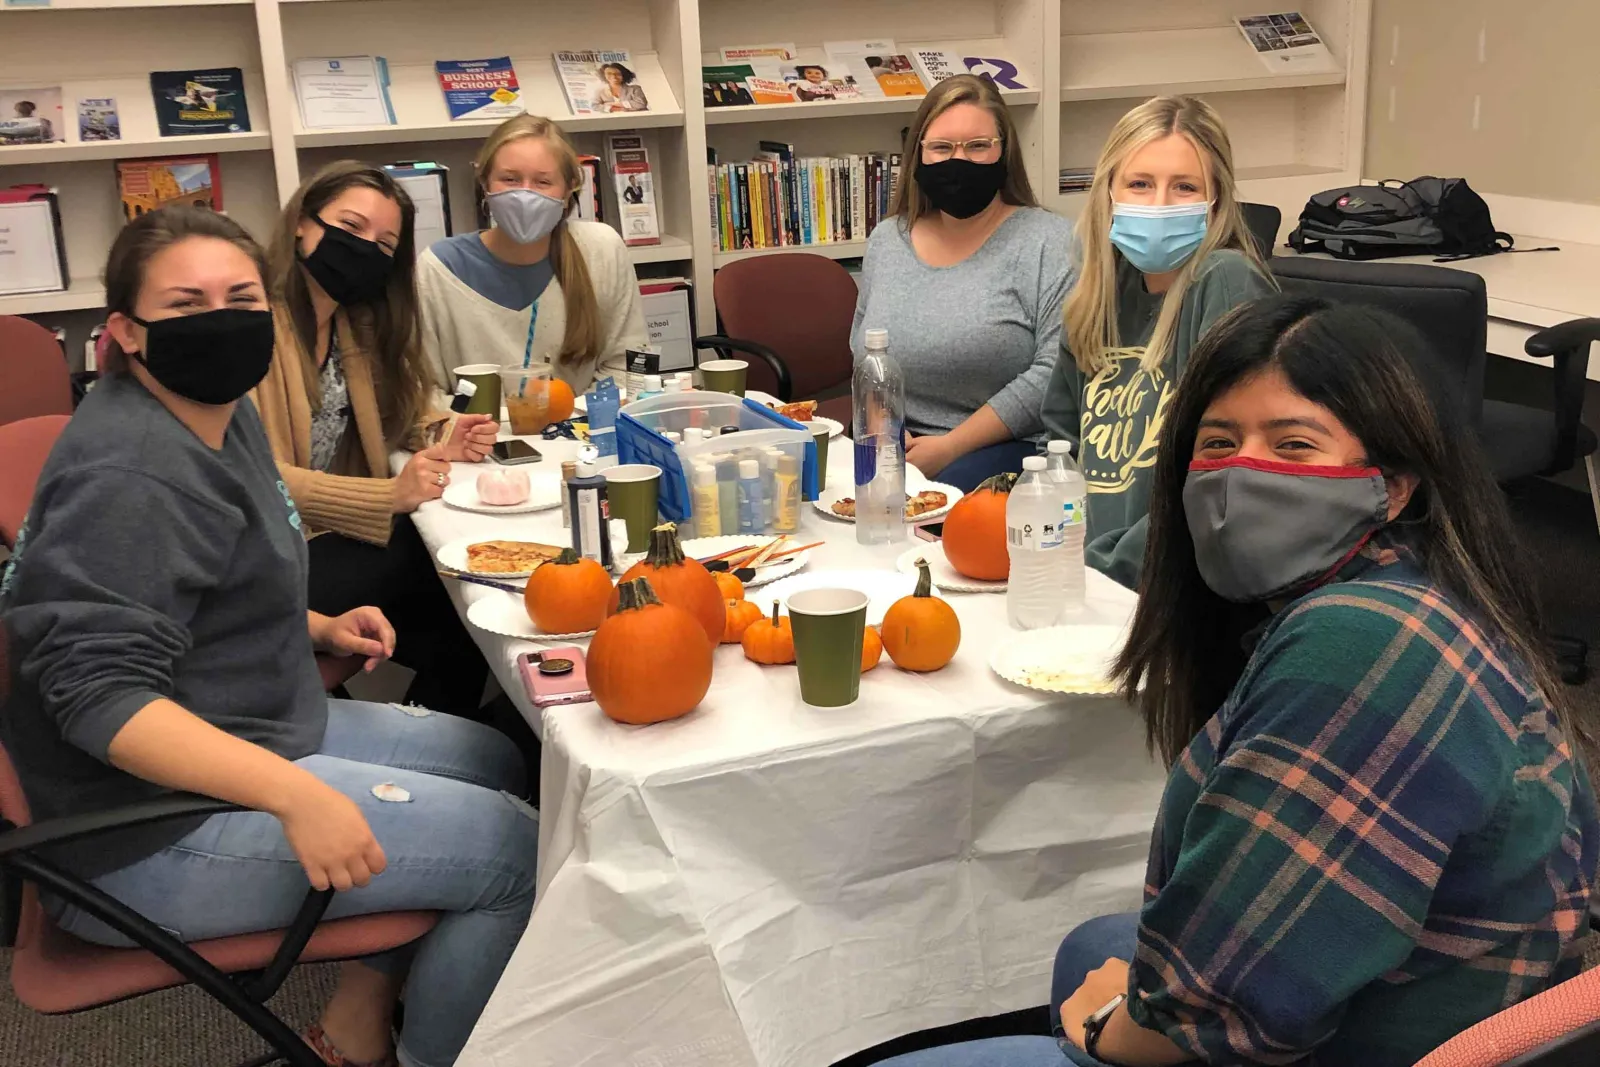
left=267, top=160, right=428, bottom=449
left=1115, top=293, right=1576, bottom=765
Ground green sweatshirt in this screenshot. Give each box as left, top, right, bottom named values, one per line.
left=1040, top=249, right=1273, bottom=588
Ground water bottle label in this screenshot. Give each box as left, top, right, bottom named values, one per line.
left=1008, top=519, right=1064, bottom=551
left=854, top=437, right=877, bottom=487
left=1062, top=499, right=1087, bottom=526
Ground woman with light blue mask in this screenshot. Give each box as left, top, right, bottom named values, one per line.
left=415, top=114, right=646, bottom=398
left=1040, top=95, right=1275, bottom=589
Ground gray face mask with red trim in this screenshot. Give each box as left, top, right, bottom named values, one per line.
left=1182, top=457, right=1391, bottom=603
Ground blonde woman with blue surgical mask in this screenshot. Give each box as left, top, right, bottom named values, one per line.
left=1041, top=95, right=1274, bottom=589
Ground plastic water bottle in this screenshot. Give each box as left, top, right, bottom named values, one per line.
left=853, top=327, right=907, bottom=546
left=1045, top=440, right=1089, bottom=613
left=1006, top=455, right=1066, bottom=630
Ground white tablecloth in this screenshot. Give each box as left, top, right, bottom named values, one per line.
left=398, top=437, right=1168, bottom=1067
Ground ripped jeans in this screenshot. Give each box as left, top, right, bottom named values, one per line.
left=51, top=699, right=538, bottom=1067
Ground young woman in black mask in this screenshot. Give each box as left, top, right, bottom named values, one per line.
left=253, top=161, right=496, bottom=718
left=850, top=74, right=1075, bottom=490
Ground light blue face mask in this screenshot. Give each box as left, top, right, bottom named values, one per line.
left=1109, top=201, right=1209, bottom=274
left=486, top=187, right=566, bottom=245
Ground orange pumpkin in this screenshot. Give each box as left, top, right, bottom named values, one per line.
left=609, top=523, right=724, bottom=648
left=546, top=379, right=576, bottom=424
left=589, top=578, right=713, bottom=724
left=861, top=625, right=883, bottom=672
left=523, top=548, right=612, bottom=634
left=722, top=598, right=764, bottom=644
left=742, top=601, right=795, bottom=664
left=942, top=472, right=1016, bottom=581
left=713, top=570, right=745, bottom=601
left=882, top=559, right=960, bottom=671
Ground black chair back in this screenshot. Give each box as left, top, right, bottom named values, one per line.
left=1240, top=202, right=1282, bottom=262
left=1268, top=256, right=1487, bottom=430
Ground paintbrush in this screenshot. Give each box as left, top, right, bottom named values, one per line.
left=437, top=569, right=524, bottom=595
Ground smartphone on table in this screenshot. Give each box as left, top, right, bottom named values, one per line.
left=518, top=647, right=591, bottom=708
left=492, top=439, right=543, bottom=465
left=913, top=521, right=944, bottom=543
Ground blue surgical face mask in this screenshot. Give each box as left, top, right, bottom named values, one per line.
left=486, top=187, right=566, bottom=245
left=1109, top=201, right=1209, bottom=274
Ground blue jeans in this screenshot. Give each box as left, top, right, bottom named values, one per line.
left=874, top=912, right=1140, bottom=1067
left=934, top=440, right=1039, bottom=493
left=52, top=699, right=539, bottom=1067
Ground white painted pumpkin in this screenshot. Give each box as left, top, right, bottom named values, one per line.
left=476, top=468, right=531, bottom=506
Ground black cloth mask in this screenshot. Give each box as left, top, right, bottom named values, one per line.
left=129, top=308, right=276, bottom=406
left=913, top=158, right=1007, bottom=220
left=299, top=216, right=395, bottom=306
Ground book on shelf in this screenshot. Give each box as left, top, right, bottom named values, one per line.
left=0, top=87, right=64, bottom=146
left=0, top=185, right=67, bottom=296
left=1059, top=167, right=1094, bottom=193
left=604, top=134, right=659, bottom=247
left=569, top=154, right=602, bottom=222
left=435, top=57, right=524, bottom=122
left=294, top=56, right=395, bottom=129
left=554, top=50, right=650, bottom=117
left=117, top=156, right=223, bottom=220
left=910, top=51, right=1028, bottom=91
left=150, top=68, right=251, bottom=136
left=382, top=161, right=451, bottom=256
left=709, top=151, right=895, bottom=253
left=1235, top=12, right=1339, bottom=75
left=76, top=98, right=120, bottom=142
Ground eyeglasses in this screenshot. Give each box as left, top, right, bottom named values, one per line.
left=920, top=137, right=1002, bottom=162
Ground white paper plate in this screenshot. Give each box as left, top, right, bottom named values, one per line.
left=811, top=481, right=962, bottom=524
left=679, top=535, right=815, bottom=589
left=896, top=542, right=1006, bottom=594
left=466, top=594, right=597, bottom=642
left=988, top=624, right=1127, bottom=695
left=761, top=569, right=917, bottom=625
left=442, top=474, right=563, bottom=515
left=436, top=537, right=550, bottom=579
left=742, top=392, right=842, bottom=438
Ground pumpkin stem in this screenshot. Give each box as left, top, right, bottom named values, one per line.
left=770, top=600, right=780, bottom=626
left=645, top=522, right=687, bottom=567
left=616, top=577, right=662, bottom=612
left=977, top=472, right=1019, bottom=495
left=553, top=547, right=581, bottom=566
left=914, top=558, right=934, bottom=598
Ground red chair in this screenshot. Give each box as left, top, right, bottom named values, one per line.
left=1415, top=966, right=1600, bottom=1067
left=696, top=253, right=859, bottom=428
left=0, top=316, right=73, bottom=427
left=0, top=622, right=437, bottom=1067
left=0, top=414, right=68, bottom=549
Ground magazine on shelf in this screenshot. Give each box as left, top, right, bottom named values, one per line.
left=823, top=40, right=898, bottom=101
left=0, top=88, right=64, bottom=146
left=910, top=51, right=1028, bottom=90
left=569, top=154, right=602, bottom=222
left=604, top=134, right=659, bottom=247
left=861, top=55, right=926, bottom=97
left=702, top=65, right=756, bottom=108
left=718, top=43, right=795, bottom=74
left=783, top=62, right=861, bottom=103
left=293, top=56, right=394, bottom=129
left=435, top=57, right=523, bottom=122
left=150, top=68, right=251, bottom=136
left=0, top=185, right=67, bottom=296
left=76, top=98, right=120, bottom=142
left=1234, top=13, right=1339, bottom=75
left=382, top=161, right=450, bottom=256
left=747, top=78, right=797, bottom=105
left=117, top=156, right=223, bottom=220
left=555, top=50, right=650, bottom=116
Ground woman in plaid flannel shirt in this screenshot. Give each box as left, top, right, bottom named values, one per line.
left=882, top=295, right=1597, bottom=1067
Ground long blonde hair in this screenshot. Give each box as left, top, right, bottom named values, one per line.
left=1065, top=95, right=1269, bottom=375
left=888, top=74, right=1037, bottom=227
left=475, top=115, right=600, bottom=368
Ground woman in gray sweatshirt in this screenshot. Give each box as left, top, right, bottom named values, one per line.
left=0, top=206, right=535, bottom=1067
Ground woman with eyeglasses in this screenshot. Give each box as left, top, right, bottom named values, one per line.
left=849, top=74, right=1076, bottom=490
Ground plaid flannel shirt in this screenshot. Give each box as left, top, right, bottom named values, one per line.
left=1128, top=540, right=1598, bottom=1066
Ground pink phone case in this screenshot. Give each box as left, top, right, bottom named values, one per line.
left=518, top=646, right=592, bottom=707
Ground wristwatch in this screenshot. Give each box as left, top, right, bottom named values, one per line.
left=1082, top=992, right=1127, bottom=1060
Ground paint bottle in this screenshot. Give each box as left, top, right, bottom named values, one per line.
left=773, top=452, right=801, bottom=533
left=692, top=462, right=721, bottom=539
left=714, top=452, right=740, bottom=535
left=559, top=459, right=577, bottom=528
left=567, top=459, right=612, bottom=568
left=737, top=459, right=765, bottom=534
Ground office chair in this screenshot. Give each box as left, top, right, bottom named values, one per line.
left=1240, top=202, right=1283, bottom=262
left=0, top=316, right=73, bottom=427
left=1270, top=256, right=1594, bottom=684
left=1415, top=965, right=1600, bottom=1067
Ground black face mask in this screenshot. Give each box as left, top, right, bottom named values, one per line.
left=914, top=158, right=1007, bottom=220
left=299, top=216, right=395, bottom=306
left=129, top=308, right=276, bottom=406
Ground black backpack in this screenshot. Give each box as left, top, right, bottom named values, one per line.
left=1287, top=177, right=1547, bottom=262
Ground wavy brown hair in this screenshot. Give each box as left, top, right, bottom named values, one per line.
left=267, top=160, right=428, bottom=448
left=888, top=74, right=1037, bottom=228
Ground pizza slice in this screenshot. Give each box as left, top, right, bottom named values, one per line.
left=768, top=399, right=818, bottom=422
left=464, top=540, right=564, bottom=574
left=906, top=490, right=949, bottom=517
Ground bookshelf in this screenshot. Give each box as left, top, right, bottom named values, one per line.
left=1, top=0, right=1371, bottom=341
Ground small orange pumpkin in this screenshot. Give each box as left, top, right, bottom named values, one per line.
left=942, top=472, right=1015, bottom=581
left=610, top=523, right=724, bottom=648
left=713, top=570, right=745, bottom=601
left=861, top=625, right=883, bottom=672
left=589, top=578, right=713, bottom=725
left=722, top=598, right=764, bottom=643
left=882, top=559, right=960, bottom=672
left=523, top=548, right=612, bottom=634
left=742, top=601, right=795, bottom=665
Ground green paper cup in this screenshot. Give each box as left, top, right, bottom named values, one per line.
left=786, top=588, right=869, bottom=708
left=452, top=363, right=502, bottom=417
left=599, top=464, right=662, bottom=554
left=698, top=359, right=749, bottom=396
left=808, top=424, right=830, bottom=498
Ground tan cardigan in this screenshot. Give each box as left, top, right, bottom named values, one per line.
left=252, top=307, right=416, bottom=546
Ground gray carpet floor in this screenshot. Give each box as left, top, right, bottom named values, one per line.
left=2, top=481, right=1596, bottom=1067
